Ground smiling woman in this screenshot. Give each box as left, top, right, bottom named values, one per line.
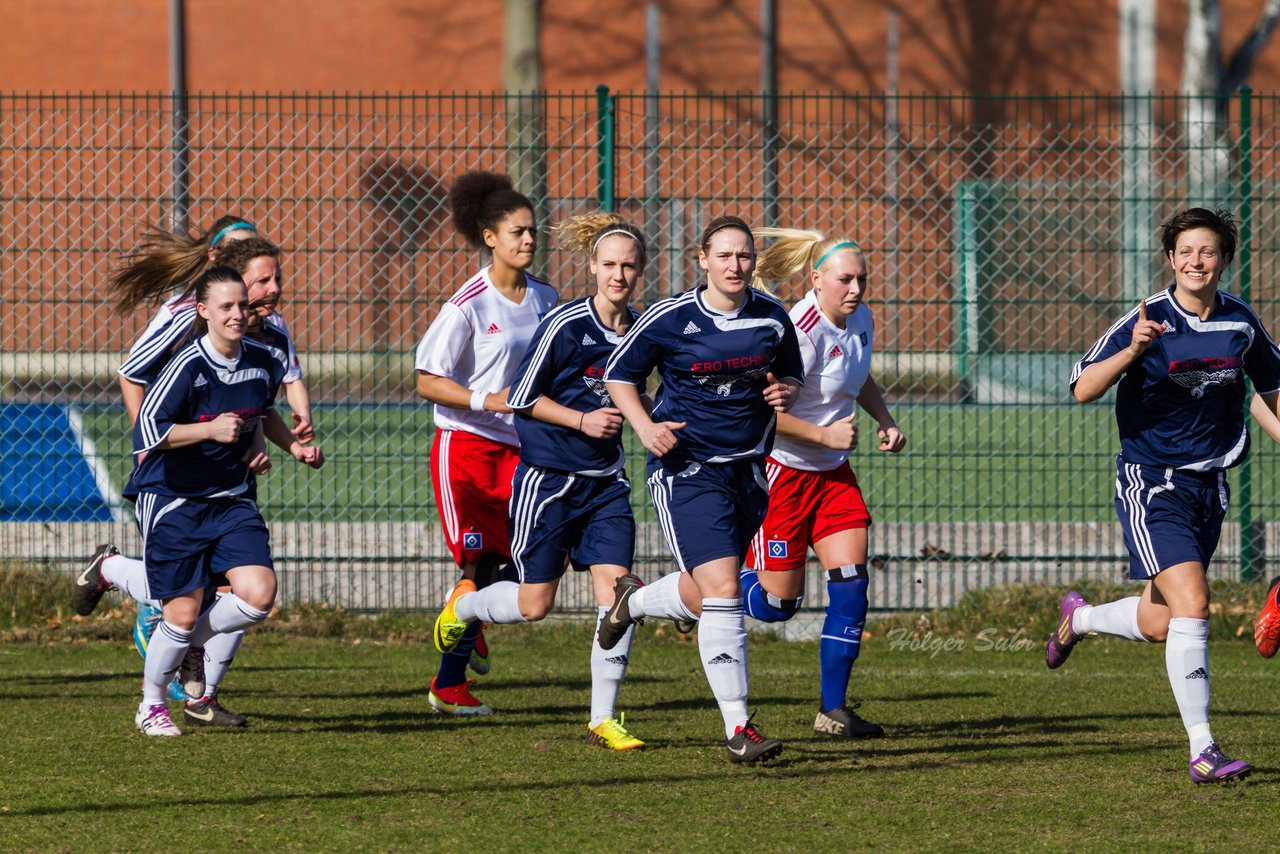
left=1053, top=207, right=1280, bottom=784
left=107, top=265, right=290, bottom=737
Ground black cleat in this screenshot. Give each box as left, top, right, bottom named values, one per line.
left=72, top=543, right=120, bottom=616
left=814, top=703, right=884, bottom=739
left=178, top=645, right=206, bottom=700
left=184, top=696, right=248, bottom=728
left=672, top=617, right=697, bottom=635
left=726, top=717, right=783, bottom=764
left=597, top=574, right=644, bottom=651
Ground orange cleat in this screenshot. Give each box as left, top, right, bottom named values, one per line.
left=1253, top=576, right=1280, bottom=658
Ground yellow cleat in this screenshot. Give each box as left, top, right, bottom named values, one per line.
left=433, top=578, right=477, bottom=654
left=587, top=715, right=645, bottom=751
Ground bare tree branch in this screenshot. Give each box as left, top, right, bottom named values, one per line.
left=1222, top=0, right=1280, bottom=92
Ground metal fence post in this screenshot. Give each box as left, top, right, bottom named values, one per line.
left=1238, top=84, right=1261, bottom=580
left=596, top=84, right=615, bottom=212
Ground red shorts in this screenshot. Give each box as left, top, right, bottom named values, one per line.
left=430, top=429, right=519, bottom=567
left=747, top=458, right=872, bottom=571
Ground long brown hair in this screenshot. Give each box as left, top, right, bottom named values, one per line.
left=108, top=214, right=257, bottom=314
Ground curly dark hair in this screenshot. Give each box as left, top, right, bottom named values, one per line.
left=211, top=235, right=281, bottom=274
left=448, top=171, right=534, bottom=248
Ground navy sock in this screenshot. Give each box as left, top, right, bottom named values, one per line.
left=435, top=619, right=482, bottom=689
left=740, top=569, right=800, bottom=623
left=819, top=565, right=869, bottom=711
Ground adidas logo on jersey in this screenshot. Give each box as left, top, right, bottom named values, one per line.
left=706, top=652, right=740, bottom=665
left=486, top=323, right=501, bottom=335
left=1186, top=667, right=1208, bottom=680
left=193, top=374, right=208, bottom=388
left=683, top=321, right=702, bottom=335
left=582, top=333, right=597, bottom=346
left=828, top=345, right=844, bottom=359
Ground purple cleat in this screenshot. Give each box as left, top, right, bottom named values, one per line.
left=1189, top=743, right=1251, bottom=783
left=1044, top=591, right=1089, bottom=670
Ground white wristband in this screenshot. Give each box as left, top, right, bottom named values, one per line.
left=470, top=390, right=487, bottom=412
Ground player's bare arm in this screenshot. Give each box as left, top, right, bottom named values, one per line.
left=606, top=380, right=684, bottom=457
left=856, top=376, right=905, bottom=452
left=525, top=397, right=622, bottom=440
left=1074, top=300, right=1164, bottom=403
left=416, top=371, right=512, bottom=414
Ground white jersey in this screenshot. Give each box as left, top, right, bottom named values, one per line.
left=769, top=290, right=874, bottom=472
left=120, top=294, right=303, bottom=385
left=414, top=266, right=558, bottom=446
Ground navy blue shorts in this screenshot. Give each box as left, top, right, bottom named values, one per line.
left=509, top=464, right=635, bottom=584
left=1114, top=458, right=1228, bottom=580
left=646, top=457, right=769, bottom=572
left=136, top=493, right=274, bottom=600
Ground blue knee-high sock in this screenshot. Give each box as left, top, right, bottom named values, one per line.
left=740, top=569, right=801, bottom=623
left=435, top=619, right=482, bottom=689
left=820, top=565, right=869, bottom=712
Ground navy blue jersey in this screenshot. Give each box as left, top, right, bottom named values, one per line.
left=1071, top=286, right=1280, bottom=471
left=120, top=300, right=295, bottom=386
left=604, top=285, right=805, bottom=464
left=125, top=336, right=286, bottom=499
left=507, top=296, right=641, bottom=475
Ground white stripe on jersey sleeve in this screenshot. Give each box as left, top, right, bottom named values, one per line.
left=136, top=347, right=202, bottom=452
left=507, top=301, right=591, bottom=408
left=1069, top=292, right=1168, bottom=386
left=603, top=290, right=697, bottom=382
left=118, top=307, right=197, bottom=381
left=264, top=312, right=303, bottom=382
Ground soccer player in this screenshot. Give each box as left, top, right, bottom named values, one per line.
left=82, top=266, right=294, bottom=736
left=434, top=212, right=648, bottom=749
left=110, top=217, right=313, bottom=439
left=415, top=171, right=557, bottom=715
left=741, top=228, right=904, bottom=740
left=1047, top=207, right=1280, bottom=783
left=76, top=231, right=321, bottom=726
left=599, top=215, right=804, bottom=764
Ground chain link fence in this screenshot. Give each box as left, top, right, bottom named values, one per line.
left=4, top=91, right=1279, bottom=612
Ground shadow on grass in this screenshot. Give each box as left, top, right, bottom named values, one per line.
left=2, top=670, right=140, bottom=685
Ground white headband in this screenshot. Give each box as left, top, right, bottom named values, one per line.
left=591, top=227, right=642, bottom=255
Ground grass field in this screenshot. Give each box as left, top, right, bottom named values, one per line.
left=79, top=402, right=1280, bottom=525
left=3, top=621, right=1278, bottom=852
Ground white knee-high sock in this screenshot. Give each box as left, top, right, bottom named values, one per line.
left=590, top=606, right=635, bottom=725
left=456, top=581, right=526, bottom=624
left=629, top=572, right=697, bottom=622
left=203, top=629, right=244, bottom=698
left=1075, top=597, right=1147, bottom=642
left=142, top=620, right=192, bottom=707
left=102, top=554, right=158, bottom=608
left=1166, top=617, right=1213, bottom=756
left=191, top=594, right=269, bottom=646
left=698, top=597, right=749, bottom=739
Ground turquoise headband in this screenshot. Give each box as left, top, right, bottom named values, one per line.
left=813, top=241, right=858, bottom=271
left=210, top=221, right=257, bottom=246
